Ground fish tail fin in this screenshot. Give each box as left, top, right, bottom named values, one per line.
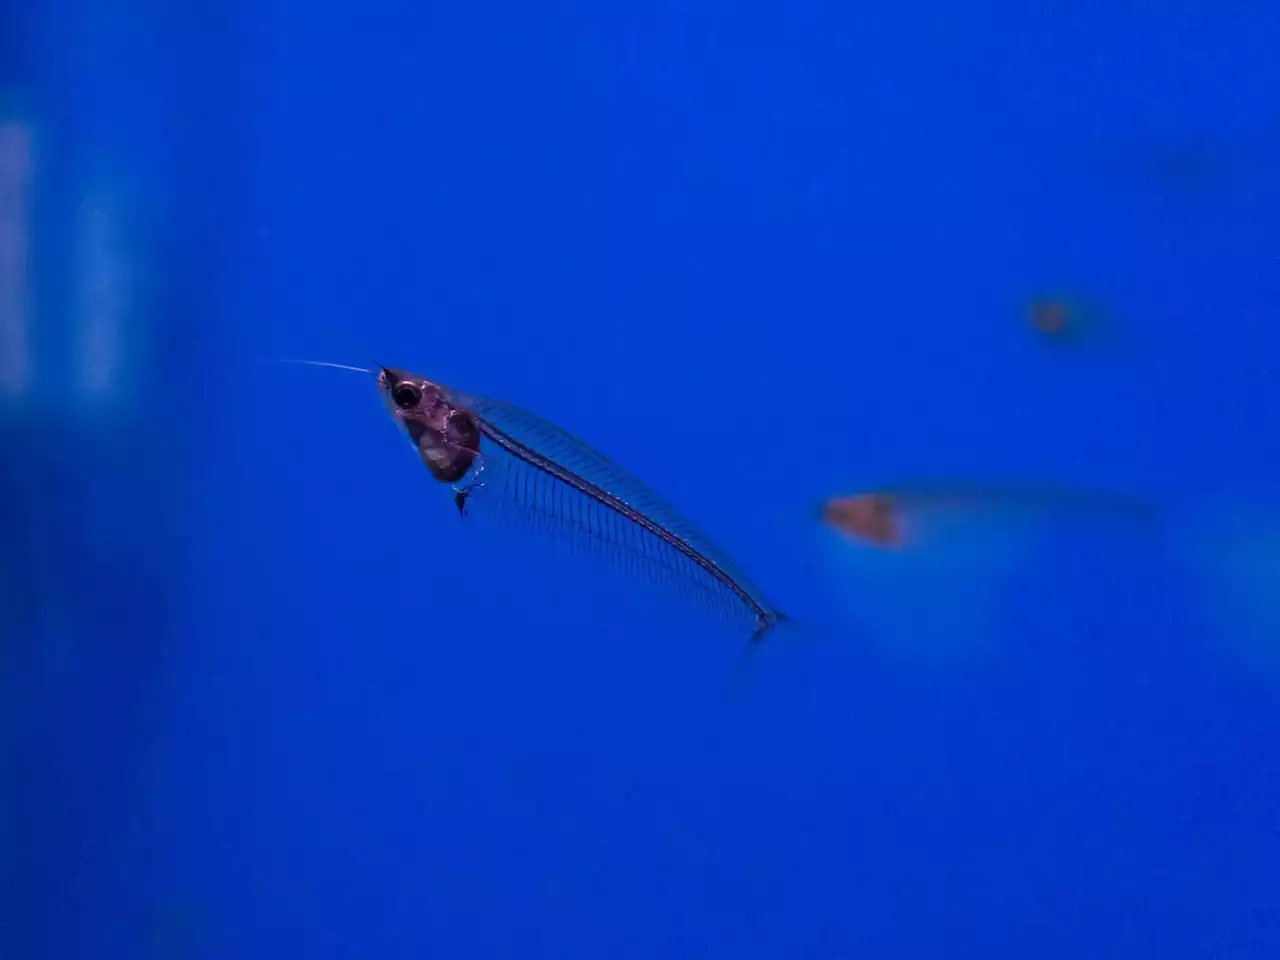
left=724, top=611, right=821, bottom=693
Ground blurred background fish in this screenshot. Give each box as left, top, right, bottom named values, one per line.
left=817, top=482, right=1166, bottom=663
left=821, top=482, right=1161, bottom=550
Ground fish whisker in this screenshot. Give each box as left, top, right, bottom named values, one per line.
left=279, top=358, right=374, bottom=374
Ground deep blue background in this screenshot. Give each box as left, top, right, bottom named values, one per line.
left=5, top=1, right=1280, bottom=957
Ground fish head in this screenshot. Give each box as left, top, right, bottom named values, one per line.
left=376, top=365, right=481, bottom=484
left=821, top=493, right=904, bottom=548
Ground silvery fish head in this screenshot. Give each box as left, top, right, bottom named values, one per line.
left=376, top=365, right=480, bottom=484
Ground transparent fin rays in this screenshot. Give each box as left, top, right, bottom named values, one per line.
left=454, top=447, right=762, bottom=637
left=443, top=389, right=783, bottom=639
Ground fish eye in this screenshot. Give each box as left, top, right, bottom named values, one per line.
left=391, top=381, right=421, bottom=409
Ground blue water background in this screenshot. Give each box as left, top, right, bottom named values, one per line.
left=4, top=1, right=1280, bottom=957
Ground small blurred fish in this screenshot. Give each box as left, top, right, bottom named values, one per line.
left=290, top=361, right=784, bottom=641
left=1024, top=295, right=1114, bottom=347
left=1027, top=299, right=1073, bottom=340
left=821, top=481, right=1161, bottom=550
left=820, top=481, right=1165, bottom=663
